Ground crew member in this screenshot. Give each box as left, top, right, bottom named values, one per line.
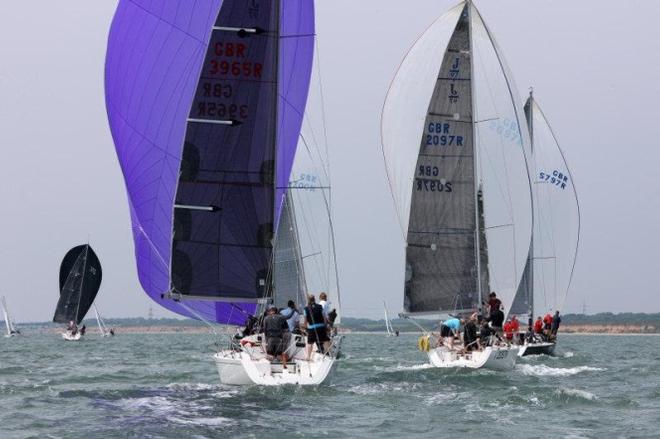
left=510, top=315, right=521, bottom=343
left=503, top=319, right=514, bottom=341
left=490, top=307, right=505, bottom=335
left=487, top=292, right=502, bottom=317
left=263, top=305, right=290, bottom=367
left=303, top=295, right=330, bottom=360
left=543, top=313, right=553, bottom=337
left=550, top=310, right=562, bottom=337
left=280, top=300, right=300, bottom=333
left=479, top=321, right=494, bottom=346
left=533, top=316, right=544, bottom=335
left=319, top=292, right=331, bottom=319
left=463, top=313, right=480, bottom=351
left=439, top=317, right=461, bottom=349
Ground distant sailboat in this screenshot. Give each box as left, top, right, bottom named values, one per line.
left=54, top=244, right=102, bottom=341
left=383, top=301, right=396, bottom=337
left=93, top=304, right=113, bottom=337
left=105, top=0, right=341, bottom=385
left=381, top=0, right=534, bottom=369
left=2, top=296, right=20, bottom=338
left=512, top=90, right=580, bottom=357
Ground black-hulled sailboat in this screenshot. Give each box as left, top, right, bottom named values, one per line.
left=381, top=1, right=534, bottom=369
left=54, top=244, right=102, bottom=341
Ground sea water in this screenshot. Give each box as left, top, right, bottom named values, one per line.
left=1, top=332, right=658, bottom=438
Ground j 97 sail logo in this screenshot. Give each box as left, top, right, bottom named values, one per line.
left=539, top=170, right=569, bottom=190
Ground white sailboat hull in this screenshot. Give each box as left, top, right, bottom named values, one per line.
left=62, top=332, right=82, bottom=341
left=214, top=353, right=253, bottom=386
left=427, top=345, right=518, bottom=370
left=214, top=333, right=342, bottom=386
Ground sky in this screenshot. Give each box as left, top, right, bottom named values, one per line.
left=0, top=0, right=659, bottom=322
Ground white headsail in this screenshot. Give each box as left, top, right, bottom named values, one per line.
left=528, top=94, right=580, bottom=315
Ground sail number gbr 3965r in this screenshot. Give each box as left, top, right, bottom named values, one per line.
left=415, top=165, right=452, bottom=193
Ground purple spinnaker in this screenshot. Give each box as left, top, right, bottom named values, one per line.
left=105, top=0, right=314, bottom=324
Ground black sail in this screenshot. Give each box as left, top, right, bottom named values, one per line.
left=53, top=245, right=102, bottom=324
left=404, top=6, right=479, bottom=314
left=171, top=0, right=280, bottom=301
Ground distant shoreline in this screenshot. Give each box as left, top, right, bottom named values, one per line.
left=24, top=326, right=659, bottom=336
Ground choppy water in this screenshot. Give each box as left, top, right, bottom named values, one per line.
left=1, top=332, right=658, bottom=438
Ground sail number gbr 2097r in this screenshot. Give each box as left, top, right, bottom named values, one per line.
left=416, top=166, right=452, bottom=193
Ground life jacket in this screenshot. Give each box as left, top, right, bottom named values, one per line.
left=534, top=320, right=543, bottom=333
left=503, top=322, right=514, bottom=339
left=305, top=304, right=325, bottom=330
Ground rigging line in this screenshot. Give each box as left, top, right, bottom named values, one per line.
left=297, top=195, right=327, bottom=289
left=314, top=36, right=332, bottom=188
left=473, top=38, right=516, bottom=222
left=177, top=300, right=221, bottom=337
left=298, top=133, right=330, bottom=186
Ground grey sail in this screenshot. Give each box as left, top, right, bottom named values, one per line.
left=510, top=253, right=532, bottom=315
left=404, top=5, right=482, bottom=314
left=272, top=193, right=306, bottom=309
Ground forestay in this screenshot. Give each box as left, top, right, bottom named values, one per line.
left=281, top=68, right=342, bottom=320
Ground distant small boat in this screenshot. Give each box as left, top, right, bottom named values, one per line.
left=93, top=304, right=114, bottom=337
left=53, top=244, right=103, bottom=341
left=383, top=301, right=397, bottom=337
left=2, top=296, right=21, bottom=338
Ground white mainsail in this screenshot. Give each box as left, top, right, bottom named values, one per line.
left=381, top=1, right=533, bottom=318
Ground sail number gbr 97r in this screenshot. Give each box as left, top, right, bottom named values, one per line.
left=415, top=165, right=452, bottom=193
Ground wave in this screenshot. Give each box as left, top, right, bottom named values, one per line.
left=347, top=382, right=422, bottom=396
left=555, top=387, right=598, bottom=401
left=517, top=364, right=605, bottom=377
left=394, top=363, right=434, bottom=371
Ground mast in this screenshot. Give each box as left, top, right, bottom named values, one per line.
left=75, top=245, right=89, bottom=325
left=268, top=0, right=282, bottom=306
left=527, top=89, right=535, bottom=318
left=467, top=1, right=482, bottom=310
